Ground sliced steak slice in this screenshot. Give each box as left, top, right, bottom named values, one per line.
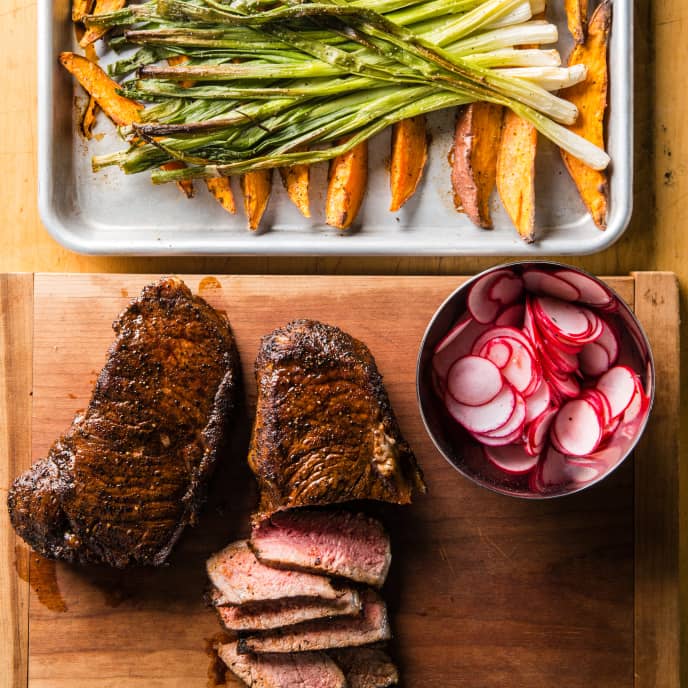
left=249, top=320, right=426, bottom=517
left=207, top=540, right=342, bottom=605
left=251, top=510, right=391, bottom=587
left=216, top=590, right=362, bottom=632
left=218, top=642, right=346, bottom=688
left=237, top=590, right=391, bottom=654
left=329, top=647, right=399, bottom=688
left=7, top=277, right=240, bottom=567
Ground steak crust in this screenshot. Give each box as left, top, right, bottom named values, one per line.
left=248, top=320, right=425, bottom=516
left=7, top=277, right=240, bottom=567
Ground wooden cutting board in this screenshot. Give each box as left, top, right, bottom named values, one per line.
left=0, top=273, right=681, bottom=688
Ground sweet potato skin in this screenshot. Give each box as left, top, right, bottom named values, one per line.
left=59, top=52, right=143, bottom=126
left=451, top=102, right=503, bottom=229
left=497, top=109, right=537, bottom=243
left=80, top=0, right=126, bottom=47
left=206, top=177, right=237, bottom=214
left=280, top=163, right=311, bottom=218
left=565, top=0, right=589, bottom=44
left=241, top=170, right=273, bottom=230
left=561, top=0, right=611, bottom=230
left=326, top=140, right=368, bottom=230
left=389, top=115, right=428, bottom=211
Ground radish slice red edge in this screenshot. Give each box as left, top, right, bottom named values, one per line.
left=444, top=384, right=516, bottom=434
left=488, top=273, right=524, bottom=306
left=522, top=270, right=580, bottom=301
left=596, top=366, right=638, bottom=419
left=467, top=270, right=512, bottom=324
left=434, top=314, right=472, bottom=355
left=553, top=270, right=613, bottom=307
left=483, top=444, right=538, bottom=475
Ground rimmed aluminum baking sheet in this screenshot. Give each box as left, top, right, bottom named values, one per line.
left=38, top=0, right=632, bottom=256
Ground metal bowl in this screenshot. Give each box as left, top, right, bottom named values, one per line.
left=416, top=261, right=655, bottom=499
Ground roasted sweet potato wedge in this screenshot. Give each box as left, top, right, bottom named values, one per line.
left=206, top=177, right=237, bottom=214
left=451, top=102, right=503, bottom=229
left=326, top=140, right=368, bottom=230
left=60, top=52, right=143, bottom=126
left=561, top=0, right=611, bottom=230
left=80, top=96, right=99, bottom=139
left=280, top=163, right=311, bottom=218
left=72, top=0, right=94, bottom=23
left=160, top=161, right=194, bottom=199
left=389, top=115, right=428, bottom=211
left=241, top=170, right=273, bottom=230
left=565, top=0, right=589, bottom=44
left=497, top=109, right=537, bottom=242
left=80, top=0, right=126, bottom=47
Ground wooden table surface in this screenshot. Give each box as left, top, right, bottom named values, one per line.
left=0, top=0, right=684, bottom=684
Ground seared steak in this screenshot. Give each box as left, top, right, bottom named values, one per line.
left=329, top=647, right=399, bottom=688
left=248, top=320, right=425, bottom=516
left=207, top=540, right=344, bottom=605
left=237, top=589, right=391, bottom=654
left=218, top=642, right=346, bottom=688
left=251, top=510, right=391, bottom=587
left=215, top=590, right=362, bottom=632
left=7, top=277, right=239, bottom=567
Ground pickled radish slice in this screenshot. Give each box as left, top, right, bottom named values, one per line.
left=522, top=269, right=580, bottom=301
left=553, top=269, right=613, bottom=307
left=499, top=340, right=539, bottom=395
left=447, top=356, right=502, bottom=407
left=484, top=444, right=538, bottom=474
left=596, top=366, right=638, bottom=418
left=467, top=270, right=512, bottom=324
left=534, top=296, right=593, bottom=339
left=537, top=447, right=601, bottom=489
left=495, top=304, right=525, bottom=327
left=472, top=326, right=536, bottom=359
left=481, top=339, right=513, bottom=369
left=472, top=426, right=524, bottom=447
left=489, top=273, right=523, bottom=305
left=595, top=320, right=620, bottom=365
left=623, top=378, right=647, bottom=424
left=551, top=399, right=602, bottom=456
left=525, top=407, right=557, bottom=456
left=579, top=341, right=610, bottom=376
left=444, top=385, right=516, bottom=434
left=481, top=392, right=526, bottom=439
left=434, top=314, right=472, bottom=354
left=524, top=380, right=551, bottom=423
left=432, top=318, right=491, bottom=379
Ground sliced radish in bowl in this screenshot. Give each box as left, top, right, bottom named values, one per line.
left=423, top=264, right=653, bottom=498
left=444, top=385, right=516, bottom=434
left=551, top=399, right=603, bottom=457
left=446, top=356, right=503, bottom=407
left=484, top=444, right=538, bottom=475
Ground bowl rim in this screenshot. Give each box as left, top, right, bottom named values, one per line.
left=416, top=260, right=656, bottom=500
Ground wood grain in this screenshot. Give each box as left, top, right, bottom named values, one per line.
left=632, top=272, right=681, bottom=688
left=0, top=274, right=33, bottom=688
left=20, top=273, right=644, bottom=688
